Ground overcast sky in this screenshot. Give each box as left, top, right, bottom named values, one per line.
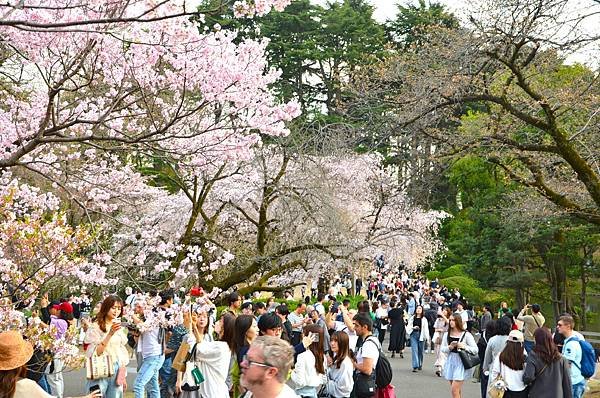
left=368, top=0, right=466, bottom=22
left=312, top=0, right=599, bottom=66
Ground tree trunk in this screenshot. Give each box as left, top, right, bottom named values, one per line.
left=580, top=251, right=591, bottom=331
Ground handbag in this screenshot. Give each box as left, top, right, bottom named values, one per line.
left=86, top=350, right=115, bottom=380
left=354, top=371, right=376, bottom=398
left=181, top=344, right=204, bottom=391
left=376, top=384, right=396, bottom=398
left=173, top=310, right=192, bottom=372
left=172, top=340, right=190, bottom=372
left=457, top=332, right=480, bottom=370
left=487, top=363, right=507, bottom=398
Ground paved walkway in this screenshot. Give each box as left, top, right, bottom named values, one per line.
left=64, top=348, right=481, bottom=398
left=386, top=347, right=480, bottom=397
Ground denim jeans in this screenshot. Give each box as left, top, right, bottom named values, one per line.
left=134, top=354, right=165, bottom=398
left=410, top=331, right=424, bottom=369
left=87, top=362, right=123, bottom=398
left=523, top=340, right=534, bottom=355
left=46, top=357, right=64, bottom=398
left=159, top=354, right=176, bottom=398
left=37, top=374, right=51, bottom=394
left=572, top=381, right=586, bottom=398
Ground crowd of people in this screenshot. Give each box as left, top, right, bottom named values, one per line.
left=0, top=264, right=598, bottom=398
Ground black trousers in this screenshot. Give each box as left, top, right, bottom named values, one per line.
left=504, top=389, right=528, bottom=398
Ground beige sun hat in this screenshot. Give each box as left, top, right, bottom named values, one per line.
left=0, top=330, right=34, bottom=370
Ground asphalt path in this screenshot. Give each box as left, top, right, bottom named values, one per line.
left=64, top=345, right=481, bottom=398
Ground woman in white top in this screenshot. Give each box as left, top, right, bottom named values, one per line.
left=375, top=301, right=389, bottom=344
left=441, top=314, right=478, bottom=398
left=406, top=305, right=430, bottom=372
left=289, top=325, right=327, bottom=398
left=324, top=331, right=354, bottom=398
left=84, top=295, right=130, bottom=398
left=490, top=330, right=527, bottom=398
left=176, top=308, right=230, bottom=398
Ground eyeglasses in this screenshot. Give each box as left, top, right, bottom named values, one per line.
left=557, top=323, right=564, bottom=327
left=241, top=354, right=273, bottom=369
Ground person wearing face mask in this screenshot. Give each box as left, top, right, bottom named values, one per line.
left=84, top=295, right=130, bottom=398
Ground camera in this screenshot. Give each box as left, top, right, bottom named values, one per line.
left=330, top=302, right=340, bottom=313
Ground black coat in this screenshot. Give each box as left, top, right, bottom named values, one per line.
left=387, top=307, right=406, bottom=352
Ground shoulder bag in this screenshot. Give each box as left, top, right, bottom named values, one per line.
left=181, top=343, right=205, bottom=391
left=457, top=332, right=480, bottom=370
left=172, top=339, right=191, bottom=372
left=173, top=311, right=193, bottom=372
left=354, top=338, right=377, bottom=398
left=487, top=362, right=507, bottom=398
left=86, top=331, right=115, bottom=380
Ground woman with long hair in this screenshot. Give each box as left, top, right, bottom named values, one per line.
left=490, top=330, right=527, bottom=398
left=0, top=330, right=99, bottom=398
left=231, top=314, right=259, bottom=398
left=84, top=295, right=130, bottom=398
left=433, top=306, right=452, bottom=377
left=387, top=300, right=406, bottom=358
left=214, top=313, right=237, bottom=395
left=233, top=315, right=258, bottom=364
left=441, top=314, right=478, bottom=398
left=176, top=308, right=230, bottom=398
left=324, top=331, right=354, bottom=398
left=289, top=325, right=327, bottom=398
left=523, top=327, right=572, bottom=397
left=406, top=304, right=430, bottom=372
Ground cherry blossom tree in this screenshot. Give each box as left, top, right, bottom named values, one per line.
left=0, top=0, right=300, bottom=291
left=98, top=146, right=447, bottom=295
left=0, top=0, right=300, bottom=361
left=0, top=0, right=297, bottom=172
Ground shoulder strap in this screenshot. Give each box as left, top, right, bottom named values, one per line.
left=533, top=315, right=540, bottom=328
left=459, top=332, right=466, bottom=342
left=185, top=343, right=197, bottom=362
left=563, top=337, right=582, bottom=370
left=364, top=336, right=382, bottom=353
left=537, top=362, right=548, bottom=377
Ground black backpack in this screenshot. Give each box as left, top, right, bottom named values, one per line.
left=364, top=337, right=393, bottom=388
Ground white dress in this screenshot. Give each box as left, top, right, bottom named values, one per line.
left=440, top=331, right=478, bottom=381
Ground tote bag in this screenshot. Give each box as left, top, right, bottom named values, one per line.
left=86, top=350, right=114, bottom=380
left=172, top=340, right=190, bottom=372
